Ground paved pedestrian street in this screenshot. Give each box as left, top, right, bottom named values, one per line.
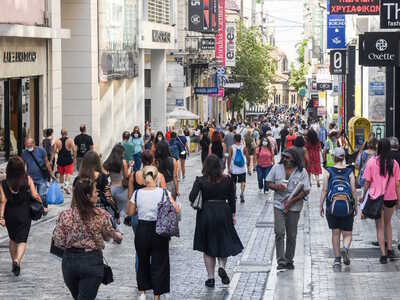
left=2, top=155, right=400, bottom=299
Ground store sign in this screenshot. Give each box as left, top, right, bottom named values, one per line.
left=317, top=82, right=333, bottom=91
left=3, top=51, right=37, bottom=63
left=188, top=0, right=204, bottom=32
left=327, top=15, right=346, bottom=49
left=225, top=23, right=236, bottom=67
left=200, top=38, right=215, bottom=50
left=98, top=0, right=139, bottom=82
left=369, top=82, right=385, bottom=96
left=214, top=0, right=225, bottom=97
left=311, top=94, right=319, bottom=108
left=380, top=0, right=400, bottom=28
left=330, top=0, right=380, bottom=15
left=330, top=49, right=347, bottom=74
left=194, top=87, right=219, bottom=94
left=359, top=32, right=400, bottom=66
left=152, top=30, right=171, bottom=43
left=176, top=99, right=185, bottom=107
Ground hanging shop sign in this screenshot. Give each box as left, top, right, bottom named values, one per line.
left=200, top=38, right=215, bottom=50
left=225, top=22, right=236, bottom=67
left=330, top=49, right=347, bottom=75
left=98, top=0, right=139, bottom=82
left=317, top=82, right=333, bottom=91
left=214, top=0, right=225, bottom=97
left=188, top=0, right=218, bottom=33
left=380, top=0, right=400, bottom=28
left=327, top=15, right=346, bottom=49
left=194, top=87, right=219, bottom=94
left=329, top=0, right=380, bottom=15
left=359, top=32, right=400, bottom=66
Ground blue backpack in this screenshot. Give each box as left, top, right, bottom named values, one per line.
left=233, top=147, right=245, bottom=168
left=326, top=167, right=353, bottom=217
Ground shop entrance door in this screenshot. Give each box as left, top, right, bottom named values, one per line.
left=1, top=77, right=39, bottom=160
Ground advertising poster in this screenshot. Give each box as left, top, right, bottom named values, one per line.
left=327, top=15, right=345, bottom=49
left=98, top=0, right=139, bottom=82
left=214, top=0, right=225, bottom=97
left=368, top=67, right=386, bottom=122
left=225, top=23, right=236, bottom=67
left=188, top=0, right=204, bottom=32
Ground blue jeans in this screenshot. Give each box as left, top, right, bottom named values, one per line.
left=256, top=166, right=272, bottom=191
left=35, top=180, right=49, bottom=207
left=132, top=152, right=142, bottom=172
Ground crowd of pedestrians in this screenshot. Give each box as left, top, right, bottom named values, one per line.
left=3, top=106, right=400, bottom=299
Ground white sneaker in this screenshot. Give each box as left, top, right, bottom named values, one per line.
left=138, top=293, right=146, bottom=300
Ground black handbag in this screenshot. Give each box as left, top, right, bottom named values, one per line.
left=102, top=258, right=114, bottom=285
left=50, top=238, right=64, bottom=258
left=191, top=190, right=203, bottom=210
left=30, top=195, right=44, bottom=221
left=362, top=177, right=389, bottom=219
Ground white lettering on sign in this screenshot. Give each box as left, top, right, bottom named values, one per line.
left=191, top=0, right=201, bottom=5
left=383, top=2, right=400, bottom=20
left=334, top=52, right=342, bottom=69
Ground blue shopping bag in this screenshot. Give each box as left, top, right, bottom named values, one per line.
left=46, top=181, right=64, bottom=205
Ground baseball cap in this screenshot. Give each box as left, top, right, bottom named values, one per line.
left=390, top=137, right=399, bottom=149
left=333, top=147, right=345, bottom=158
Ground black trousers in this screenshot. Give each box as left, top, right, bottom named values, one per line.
left=135, top=220, right=170, bottom=295
left=62, top=249, right=103, bottom=300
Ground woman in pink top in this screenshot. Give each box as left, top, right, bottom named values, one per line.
left=255, top=137, right=274, bottom=193
left=362, top=139, right=400, bottom=264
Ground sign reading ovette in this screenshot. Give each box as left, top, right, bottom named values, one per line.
left=359, top=32, right=400, bottom=66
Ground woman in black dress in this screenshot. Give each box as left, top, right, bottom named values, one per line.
left=189, top=155, right=243, bottom=288
left=0, top=156, right=42, bottom=276
left=199, top=128, right=210, bottom=165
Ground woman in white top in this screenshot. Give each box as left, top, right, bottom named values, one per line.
left=126, top=166, right=180, bottom=300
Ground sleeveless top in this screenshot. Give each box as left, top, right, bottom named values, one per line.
left=57, top=137, right=73, bottom=166
left=230, top=144, right=247, bottom=174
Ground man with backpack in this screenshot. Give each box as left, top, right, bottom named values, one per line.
left=74, top=124, right=94, bottom=171
left=228, top=134, right=248, bottom=203
left=320, top=147, right=358, bottom=268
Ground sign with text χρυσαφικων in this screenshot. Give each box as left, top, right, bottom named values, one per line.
left=330, top=0, right=380, bottom=15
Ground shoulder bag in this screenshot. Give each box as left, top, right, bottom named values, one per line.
left=28, top=150, right=50, bottom=180
left=156, top=189, right=180, bottom=237
left=177, top=137, right=187, bottom=156
left=362, top=176, right=390, bottom=219
left=102, top=257, right=114, bottom=285
left=191, top=178, right=203, bottom=210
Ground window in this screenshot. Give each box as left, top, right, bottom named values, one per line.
left=147, top=0, right=171, bottom=25
left=145, top=99, right=151, bottom=122
left=145, top=69, right=151, bottom=87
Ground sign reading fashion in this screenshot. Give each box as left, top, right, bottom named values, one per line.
left=152, top=30, right=171, bottom=43
left=359, top=32, right=400, bottom=66
left=225, top=23, right=236, bottom=67
left=330, top=49, right=347, bottom=74
left=329, top=0, right=380, bottom=15
left=327, top=14, right=346, bottom=49
left=3, top=51, right=37, bottom=63
left=380, top=0, right=400, bottom=28
left=200, top=38, right=215, bottom=50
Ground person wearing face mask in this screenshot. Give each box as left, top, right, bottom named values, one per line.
left=21, top=138, right=55, bottom=213
left=255, top=136, right=275, bottom=193
left=266, top=149, right=310, bottom=270
left=131, top=126, right=144, bottom=172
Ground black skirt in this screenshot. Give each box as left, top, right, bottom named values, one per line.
left=194, top=201, right=243, bottom=257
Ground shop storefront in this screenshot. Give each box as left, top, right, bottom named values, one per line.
left=0, top=37, right=46, bottom=161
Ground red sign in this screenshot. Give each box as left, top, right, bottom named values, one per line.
left=329, top=0, right=380, bottom=15
left=214, top=0, right=225, bottom=97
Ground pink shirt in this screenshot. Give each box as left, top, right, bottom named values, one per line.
left=363, top=157, right=400, bottom=201
left=256, top=147, right=273, bottom=168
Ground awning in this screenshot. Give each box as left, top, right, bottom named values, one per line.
left=167, top=107, right=199, bottom=120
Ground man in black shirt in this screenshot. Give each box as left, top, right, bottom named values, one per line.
left=74, top=124, right=94, bottom=170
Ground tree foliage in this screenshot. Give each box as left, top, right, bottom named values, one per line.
left=231, top=22, right=275, bottom=111
left=289, top=39, right=309, bottom=92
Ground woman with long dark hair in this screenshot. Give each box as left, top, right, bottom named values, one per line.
left=103, top=144, right=130, bottom=230
left=79, top=151, right=119, bottom=227
left=189, top=155, right=243, bottom=288
left=155, top=141, right=179, bottom=199
left=0, top=157, right=42, bottom=276
left=209, top=131, right=226, bottom=170
left=305, top=129, right=322, bottom=187
left=53, top=176, right=122, bottom=299
left=361, top=138, right=400, bottom=264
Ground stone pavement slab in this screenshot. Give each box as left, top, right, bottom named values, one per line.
left=0, top=155, right=276, bottom=300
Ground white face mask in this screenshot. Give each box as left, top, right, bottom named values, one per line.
left=134, top=133, right=139, bottom=138
left=158, top=136, right=163, bottom=141
left=27, top=147, right=34, bottom=152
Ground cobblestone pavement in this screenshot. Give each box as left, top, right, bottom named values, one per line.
left=266, top=181, right=400, bottom=300
left=0, top=155, right=276, bottom=300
